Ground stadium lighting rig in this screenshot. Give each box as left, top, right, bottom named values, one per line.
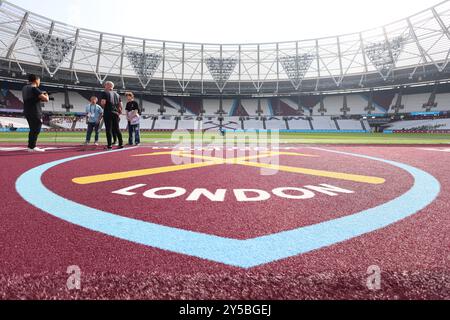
left=205, top=57, right=238, bottom=92
left=279, top=54, right=315, bottom=90
left=28, top=30, right=75, bottom=77
left=126, top=51, right=162, bottom=89
left=365, top=36, right=405, bottom=80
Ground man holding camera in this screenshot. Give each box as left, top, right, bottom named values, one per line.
left=22, top=74, right=49, bottom=152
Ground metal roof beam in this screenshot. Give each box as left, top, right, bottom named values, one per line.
left=6, top=11, right=28, bottom=59
left=432, top=7, right=450, bottom=41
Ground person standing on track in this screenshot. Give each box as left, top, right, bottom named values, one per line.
left=125, top=92, right=141, bottom=146
left=84, top=96, right=103, bottom=146
left=22, top=74, right=49, bottom=152
left=100, top=81, right=123, bottom=150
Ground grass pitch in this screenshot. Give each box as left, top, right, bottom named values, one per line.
left=1, top=131, right=450, bottom=145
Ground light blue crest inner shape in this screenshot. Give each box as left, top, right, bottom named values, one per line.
left=16, top=147, right=440, bottom=268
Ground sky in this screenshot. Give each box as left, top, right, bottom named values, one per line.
left=10, top=0, right=441, bottom=43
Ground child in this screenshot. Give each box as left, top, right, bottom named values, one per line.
left=125, top=92, right=141, bottom=146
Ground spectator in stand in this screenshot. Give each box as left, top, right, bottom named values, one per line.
left=22, top=74, right=49, bottom=152
left=84, top=96, right=103, bottom=146
left=125, top=92, right=141, bottom=146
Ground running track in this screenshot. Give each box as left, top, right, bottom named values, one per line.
left=0, top=144, right=449, bottom=299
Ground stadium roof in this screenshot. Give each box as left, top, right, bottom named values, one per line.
left=1, top=0, right=450, bottom=95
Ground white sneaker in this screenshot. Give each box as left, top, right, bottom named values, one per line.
left=94, top=142, right=99, bottom=146
left=28, top=147, right=46, bottom=153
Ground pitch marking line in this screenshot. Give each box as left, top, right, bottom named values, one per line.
left=419, top=148, right=450, bottom=153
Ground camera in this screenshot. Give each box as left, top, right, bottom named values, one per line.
left=43, top=91, right=55, bottom=101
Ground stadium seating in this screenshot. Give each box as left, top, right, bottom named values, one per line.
left=119, top=115, right=128, bottom=130
left=140, top=117, right=155, bottom=129
left=393, top=93, right=429, bottom=113
left=222, top=117, right=242, bottom=130
left=361, top=119, right=370, bottom=131
left=182, top=98, right=203, bottom=115
left=51, top=117, right=75, bottom=130
left=162, top=106, right=179, bottom=116
left=153, top=116, right=177, bottom=130
left=321, top=95, right=343, bottom=116
left=435, top=94, right=450, bottom=112
left=0, top=116, right=29, bottom=128
left=0, top=116, right=50, bottom=129
left=202, top=100, right=220, bottom=115
left=164, top=97, right=193, bottom=115
left=337, top=119, right=365, bottom=130
left=240, top=99, right=259, bottom=116
left=68, top=92, right=89, bottom=113
left=242, top=117, right=264, bottom=130
left=141, top=99, right=160, bottom=115
left=75, top=118, right=88, bottom=130
left=43, top=92, right=66, bottom=112
left=201, top=99, right=243, bottom=116
left=278, top=98, right=305, bottom=115
left=3, top=85, right=450, bottom=134
left=9, top=90, right=23, bottom=100
left=240, top=99, right=272, bottom=116
left=287, top=118, right=312, bottom=130
left=221, top=99, right=235, bottom=116
left=265, top=117, right=287, bottom=130
left=201, top=117, right=221, bottom=131
left=372, top=92, right=395, bottom=113
left=347, top=95, right=371, bottom=115
left=387, top=118, right=450, bottom=130
left=0, top=90, right=23, bottom=113
left=177, top=117, right=201, bottom=130
left=4, top=88, right=447, bottom=119
left=311, top=116, right=337, bottom=130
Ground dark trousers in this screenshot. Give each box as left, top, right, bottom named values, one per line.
left=104, top=113, right=122, bottom=147
left=85, top=122, right=100, bottom=143
left=25, top=115, right=42, bottom=149
left=128, top=122, right=141, bottom=145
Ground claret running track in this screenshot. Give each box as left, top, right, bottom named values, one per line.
left=0, top=132, right=449, bottom=299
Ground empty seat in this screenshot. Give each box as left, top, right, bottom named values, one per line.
left=265, top=118, right=287, bottom=130
left=311, top=116, right=337, bottom=130
left=337, top=119, right=364, bottom=130
left=243, top=118, right=264, bottom=130
left=153, top=117, right=177, bottom=130
left=287, top=118, right=311, bottom=130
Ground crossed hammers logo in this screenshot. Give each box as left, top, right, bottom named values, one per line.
left=72, top=151, right=385, bottom=185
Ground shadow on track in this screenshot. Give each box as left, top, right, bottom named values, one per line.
left=0, top=145, right=104, bottom=158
